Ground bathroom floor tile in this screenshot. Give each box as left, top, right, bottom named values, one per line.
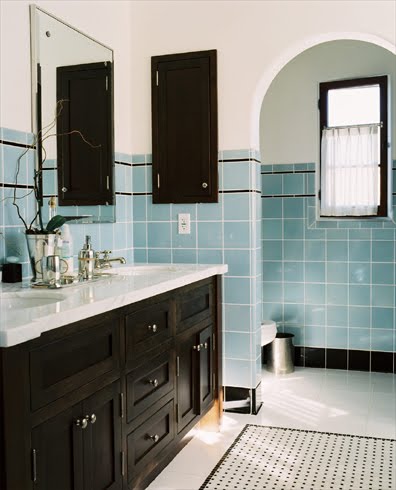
left=147, top=367, right=396, bottom=490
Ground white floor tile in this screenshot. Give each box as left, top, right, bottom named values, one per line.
left=147, top=367, right=396, bottom=489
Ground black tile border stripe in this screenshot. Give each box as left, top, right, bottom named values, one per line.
left=0, top=139, right=36, bottom=150
left=0, top=182, right=35, bottom=190
left=261, top=170, right=315, bottom=175
left=291, top=347, right=395, bottom=373
left=219, top=158, right=261, bottom=164
left=262, top=194, right=315, bottom=198
left=220, top=189, right=261, bottom=194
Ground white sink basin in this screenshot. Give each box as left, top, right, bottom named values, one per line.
left=0, top=292, right=67, bottom=310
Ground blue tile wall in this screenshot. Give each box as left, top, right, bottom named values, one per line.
left=262, top=162, right=396, bottom=354
left=132, top=149, right=263, bottom=389
left=1, top=130, right=264, bottom=389
left=0, top=127, right=135, bottom=276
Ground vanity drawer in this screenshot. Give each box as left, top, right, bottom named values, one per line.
left=125, top=299, right=173, bottom=360
left=127, top=399, right=175, bottom=483
left=176, top=281, right=213, bottom=333
left=127, top=349, right=175, bottom=423
left=30, top=319, right=120, bottom=411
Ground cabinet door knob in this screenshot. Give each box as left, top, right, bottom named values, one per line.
left=75, top=417, right=88, bottom=429
left=193, top=344, right=201, bottom=352
left=148, top=324, right=157, bottom=333
left=61, top=187, right=68, bottom=193
left=148, top=434, right=160, bottom=443
left=202, top=182, right=208, bottom=189
left=204, top=342, right=208, bottom=349
left=149, top=379, right=159, bottom=388
left=88, top=413, right=97, bottom=424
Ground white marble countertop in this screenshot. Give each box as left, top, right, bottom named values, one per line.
left=0, top=263, right=227, bottom=348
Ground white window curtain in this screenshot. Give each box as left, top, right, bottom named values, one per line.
left=320, top=125, right=380, bottom=216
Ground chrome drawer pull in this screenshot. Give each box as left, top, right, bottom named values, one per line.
left=193, top=344, right=203, bottom=352
left=148, top=434, right=160, bottom=443
left=148, top=379, right=159, bottom=388
left=148, top=324, right=157, bottom=333
left=75, top=417, right=88, bottom=429
left=204, top=342, right=208, bottom=349
left=87, top=413, right=96, bottom=424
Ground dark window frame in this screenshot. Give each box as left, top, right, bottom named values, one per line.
left=319, top=75, right=388, bottom=218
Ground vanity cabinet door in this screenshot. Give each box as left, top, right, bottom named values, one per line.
left=31, top=382, right=122, bottom=490
left=197, top=325, right=214, bottom=414
left=31, top=402, right=85, bottom=490
left=176, top=332, right=198, bottom=433
left=82, top=381, right=122, bottom=490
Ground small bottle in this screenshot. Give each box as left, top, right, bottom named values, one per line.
left=78, top=235, right=94, bottom=280
left=61, top=224, right=74, bottom=276
left=48, top=196, right=57, bottom=220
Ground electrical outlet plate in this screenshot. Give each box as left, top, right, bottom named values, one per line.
left=178, top=213, right=191, bottom=234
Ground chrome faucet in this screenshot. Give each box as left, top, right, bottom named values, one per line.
left=94, top=250, right=126, bottom=270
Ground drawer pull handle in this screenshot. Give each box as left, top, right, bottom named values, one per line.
left=87, top=413, right=97, bottom=424
left=204, top=342, right=208, bottom=349
left=148, top=324, right=157, bottom=333
left=193, top=344, right=203, bottom=352
left=75, top=417, right=88, bottom=429
left=148, top=434, right=160, bottom=443
left=148, top=379, right=159, bottom=388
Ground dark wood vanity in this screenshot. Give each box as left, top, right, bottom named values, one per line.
left=0, top=276, right=222, bottom=490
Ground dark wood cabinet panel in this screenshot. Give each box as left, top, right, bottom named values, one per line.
left=151, top=50, right=218, bottom=203
left=57, top=61, right=114, bottom=206
left=125, top=299, right=174, bottom=364
left=127, top=399, right=175, bottom=485
left=197, top=325, right=214, bottom=414
left=127, top=350, right=175, bottom=423
left=0, top=276, right=221, bottom=490
left=32, top=402, right=84, bottom=490
left=83, top=381, right=122, bottom=490
left=177, top=282, right=213, bottom=333
left=176, top=332, right=197, bottom=433
left=30, top=319, right=120, bottom=411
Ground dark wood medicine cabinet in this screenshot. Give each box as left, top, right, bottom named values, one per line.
left=56, top=61, right=114, bottom=206
left=151, top=50, right=218, bottom=203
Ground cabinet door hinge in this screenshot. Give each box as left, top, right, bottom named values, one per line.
left=156, top=70, right=159, bottom=86
left=176, top=356, right=180, bottom=377
left=121, top=451, right=125, bottom=476
left=213, top=333, right=216, bottom=351
left=120, top=392, right=124, bottom=419
left=32, top=448, right=37, bottom=482
left=157, top=173, right=160, bottom=189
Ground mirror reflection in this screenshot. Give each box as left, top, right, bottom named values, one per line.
left=31, top=5, right=116, bottom=223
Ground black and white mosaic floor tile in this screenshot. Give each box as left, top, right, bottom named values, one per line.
left=200, top=425, right=396, bottom=490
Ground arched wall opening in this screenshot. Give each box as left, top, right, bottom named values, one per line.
left=257, top=33, right=396, bottom=370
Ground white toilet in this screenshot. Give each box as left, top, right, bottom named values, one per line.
left=261, top=320, right=277, bottom=346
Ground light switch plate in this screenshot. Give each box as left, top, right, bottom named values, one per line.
left=178, top=213, right=191, bottom=234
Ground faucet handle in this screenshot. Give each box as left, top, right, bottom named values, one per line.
left=102, top=250, right=112, bottom=260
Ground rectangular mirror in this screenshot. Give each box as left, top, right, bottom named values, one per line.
left=30, top=4, right=116, bottom=223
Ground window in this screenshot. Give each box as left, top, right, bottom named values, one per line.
left=319, top=76, right=388, bottom=217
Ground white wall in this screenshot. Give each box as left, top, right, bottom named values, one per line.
left=0, top=0, right=133, bottom=153
left=130, top=0, right=396, bottom=153
left=260, top=40, right=396, bottom=164
left=1, top=1, right=395, bottom=154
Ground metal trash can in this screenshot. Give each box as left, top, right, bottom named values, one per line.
left=266, top=333, right=295, bottom=374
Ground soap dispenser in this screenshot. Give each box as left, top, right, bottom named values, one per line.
left=78, top=235, right=95, bottom=280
